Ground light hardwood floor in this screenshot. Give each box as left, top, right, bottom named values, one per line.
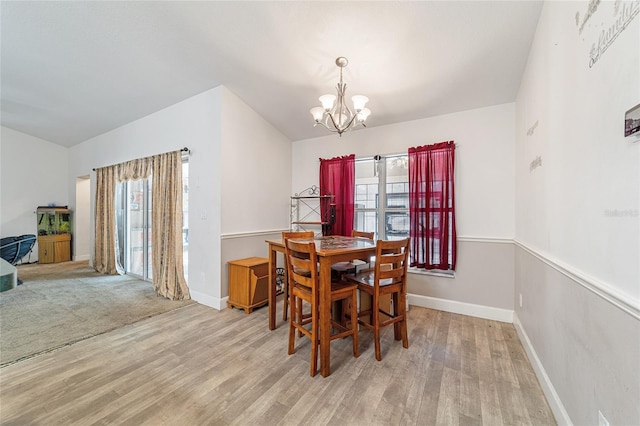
left=0, top=300, right=555, bottom=425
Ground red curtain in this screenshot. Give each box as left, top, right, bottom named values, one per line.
left=319, top=154, right=355, bottom=236
left=408, top=141, right=456, bottom=270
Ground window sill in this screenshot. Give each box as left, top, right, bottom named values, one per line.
left=408, top=268, right=455, bottom=279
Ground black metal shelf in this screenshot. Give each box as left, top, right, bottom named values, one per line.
left=290, top=185, right=335, bottom=234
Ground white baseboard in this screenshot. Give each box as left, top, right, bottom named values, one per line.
left=190, top=290, right=227, bottom=311
left=408, top=293, right=514, bottom=323
left=74, top=254, right=90, bottom=261
left=513, top=313, right=572, bottom=426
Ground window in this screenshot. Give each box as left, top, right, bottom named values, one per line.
left=354, top=155, right=409, bottom=240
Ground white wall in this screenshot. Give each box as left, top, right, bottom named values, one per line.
left=68, top=87, right=223, bottom=306
left=292, top=103, right=516, bottom=316
left=220, top=87, right=291, bottom=235
left=219, top=87, right=291, bottom=299
left=516, top=1, right=639, bottom=297
left=515, top=1, right=640, bottom=425
left=1, top=127, right=68, bottom=262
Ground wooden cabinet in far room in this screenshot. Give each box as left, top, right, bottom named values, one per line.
left=227, top=257, right=269, bottom=314
left=38, top=234, right=72, bottom=264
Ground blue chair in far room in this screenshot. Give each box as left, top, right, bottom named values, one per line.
left=0, top=234, right=36, bottom=266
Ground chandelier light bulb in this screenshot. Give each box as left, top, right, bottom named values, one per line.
left=352, top=95, right=369, bottom=112
left=357, top=108, right=371, bottom=122
left=310, top=107, right=325, bottom=122
left=319, top=94, right=336, bottom=111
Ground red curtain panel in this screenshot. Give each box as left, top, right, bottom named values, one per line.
left=319, top=154, right=355, bottom=236
left=408, top=141, right=457, bottom=270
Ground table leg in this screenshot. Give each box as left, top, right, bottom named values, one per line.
left=319, top=256, right=332, bottom=377
left=268, top=245, right=277, bottom=330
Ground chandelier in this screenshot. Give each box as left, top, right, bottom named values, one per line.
left=310, top=57, right=371, bottom=136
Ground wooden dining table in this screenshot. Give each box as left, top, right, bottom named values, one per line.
left=265, top=235, right=377, bottom=377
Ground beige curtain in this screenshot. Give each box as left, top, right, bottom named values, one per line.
left=93, top=150, right=189, bottom=300
left=115, top=157, right=152, bottom=183
left=94, top=166, right=123, bottom=275
left=151, top=151, right=190, bottom=300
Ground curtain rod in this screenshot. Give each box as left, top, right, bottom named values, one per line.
left=355, top=144, right=460, bottom=162
left=92, top=147, right=190, bottom=171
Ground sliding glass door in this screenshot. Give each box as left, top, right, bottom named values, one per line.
left=116, top=178, right=152, bottom=280
left=182, top=161, right=189, bottom=280
left=115, top=161, right=188, bottom=281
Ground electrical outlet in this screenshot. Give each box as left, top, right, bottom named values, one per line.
left=519, top=293, right=523, bottom=308
left=598, top=410, right=610, bottom=426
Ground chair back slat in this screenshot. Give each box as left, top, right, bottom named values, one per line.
left=378, top=268, right=404, bottom=281
left=352, top=230, right=374, bottom=240
left=282, top=231, right=314, bottom=241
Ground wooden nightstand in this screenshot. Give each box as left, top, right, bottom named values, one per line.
left=227, top=257, right=269, bottom=314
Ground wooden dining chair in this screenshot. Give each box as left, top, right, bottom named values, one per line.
left=284, top=238, right=359, bottom=376
left=281, top=231, right=314, bottom=321
left=350, top=230, right=375, bottom=270
left=344, top=238, right=409, bottom=361
left=331, top=229, right=375, bottom=279
left=351, top=230, right=375, bottom=240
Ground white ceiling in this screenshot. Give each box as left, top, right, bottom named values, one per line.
left=1, top=1, right=543, bottom=147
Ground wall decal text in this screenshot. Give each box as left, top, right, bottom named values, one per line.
left=529, top=156, right=543, bottom=172
left=576, top=0, right=601, bottom=34
left=586, top=0, right=639, bottom=68
left=604, top=208, right=639, bottom=217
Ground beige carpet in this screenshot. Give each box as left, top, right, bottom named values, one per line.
left=0, top=261, right=194, bottom=366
